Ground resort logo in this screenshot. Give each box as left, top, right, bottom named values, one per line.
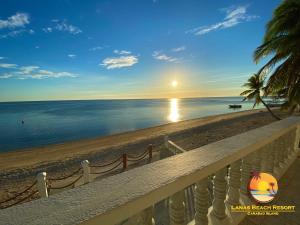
left=249, top=171, right=278, bottom=203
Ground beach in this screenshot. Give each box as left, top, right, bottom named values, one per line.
left=0, top=108, right=288, bottom=203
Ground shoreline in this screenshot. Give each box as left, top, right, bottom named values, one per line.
left=0, top=108, right=272, bottom=171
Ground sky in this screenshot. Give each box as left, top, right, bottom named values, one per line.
left=0, top=0, right=281, bottom=102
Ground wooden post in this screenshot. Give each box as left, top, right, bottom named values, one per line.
left=36, top=172, right=48, bottom=198
left=164, top=136, right=169, bottom=149
left=81, top=160, right=90, bottom=184
left=123, top=153, right=127, bottom=170
left=195, top=177, right=209, bottom=225
left=148, top=144, right=153, bottom=162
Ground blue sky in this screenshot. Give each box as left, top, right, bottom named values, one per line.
left=0, top=0, right=280, bottom=101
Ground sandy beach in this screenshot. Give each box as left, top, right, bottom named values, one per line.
left=0, top=108, right=289, bottom=204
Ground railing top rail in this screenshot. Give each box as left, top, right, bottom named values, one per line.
left=1, top=117, right=299, bottom=225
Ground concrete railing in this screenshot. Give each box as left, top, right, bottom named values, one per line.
left=1, top=117, right=300, bottom=225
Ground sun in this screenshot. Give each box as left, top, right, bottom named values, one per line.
left=171, top=80, right=178, bottom=87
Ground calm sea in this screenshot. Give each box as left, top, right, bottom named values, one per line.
left=0, top=97, right=258, bottom=152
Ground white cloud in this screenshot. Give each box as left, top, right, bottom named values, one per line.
left=68, top=54, right=76, bottom=59
left=0, top=73, right=13, bottom=79
left=172, top=46, right=186, bottom=52
left=0, top=29, right=34, bottom=39
left=0, top=57, right=5, bottom=60
left=153, top=51, right=179, bottom=63
left=114, top=50, right=131, bottom=55
left=0, top=63, right=77, bottom=79
left=101, top=55, right=138, bottom=69
left=187, top=5, right=258, bottom=36
left=0, top=63, right=18, bottom=68
left=89, top=46, right=103, bottom=51
left=42, top=27, right=53, bottom=33
left=43, top=20, right=82, bottom=35
left=18, top=66, right=40, bottom=74
left=0, top=13, right=30, bottom=29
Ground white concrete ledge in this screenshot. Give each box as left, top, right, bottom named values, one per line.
left=1, top=117, right=299, bottom=225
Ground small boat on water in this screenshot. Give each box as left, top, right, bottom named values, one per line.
left=229, top=104, right=242, bottom=109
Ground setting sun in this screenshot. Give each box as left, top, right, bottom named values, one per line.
left=171, top=80, right=178, bottom=87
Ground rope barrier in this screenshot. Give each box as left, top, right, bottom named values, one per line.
left=127, top=149, right=148, bottom=160
left=90, top=161, right=123, bottom=175
left=0, top=181, right=37, bottom=205
left=127, top=151, right=149, bottom=162
left=48, top=167, right=82, bottom=181
left=0, top=190, right=38, bottom=209
left=89, top=156, right=122, bottom=168
left=48, top=175, right=83, bottom=190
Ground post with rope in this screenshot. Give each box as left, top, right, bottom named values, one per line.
left=148, top=144, right=153, bottom=162
left=36, top=172, right=48, bottom=198
left=123, top=153, right=127, bottom=170
left=81, top=160, right=90, bottom=184
left=164, top=135, right=169, bottom=149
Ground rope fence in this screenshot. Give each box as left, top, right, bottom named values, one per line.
left=0, top=142, right=162, bottom=209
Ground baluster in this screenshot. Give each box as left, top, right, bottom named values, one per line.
left=226, top=160, right=241, bottom=206
left=294, top=126, right=300, bottom=152
left=278, top=136, right=286, bottom=167
left=252, top=150, right=261, bottom=173
left=123, top=206, right=155, bottom=225
left=140, top=206, right=155, bottom=225
left=273, top=139, right=281, bottom=178
left=265, top=143, right=275, bottom=175
left=240, top=155, right=252, bottom=196
left=211, top=167, right=228, bottom=220
left=194, top=177, right=209, bottom=225
left=169, top=190, right=185, bottom=225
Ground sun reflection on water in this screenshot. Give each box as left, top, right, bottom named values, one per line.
left=168, top=98, right=180, bottom=122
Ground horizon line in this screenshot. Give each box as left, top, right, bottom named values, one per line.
left=0, top=95, right=242, bottom=103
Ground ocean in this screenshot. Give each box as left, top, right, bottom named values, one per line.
left=0, top=97, right=259, bottom=152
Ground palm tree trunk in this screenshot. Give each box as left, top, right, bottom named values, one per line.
left=260, top=97, right=281, bottom=120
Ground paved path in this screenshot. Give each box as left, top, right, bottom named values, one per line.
left=240, top=157, right=300, bottom=225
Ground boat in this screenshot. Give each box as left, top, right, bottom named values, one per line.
left=229, top=104, right=242, bottom=109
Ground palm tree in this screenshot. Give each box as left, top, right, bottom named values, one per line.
left=240, top=73, right=281, bottom=120
left=254, top=0, right=300, bottom=112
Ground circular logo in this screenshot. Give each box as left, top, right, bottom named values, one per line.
left=249, top=172, right=278, bottom=203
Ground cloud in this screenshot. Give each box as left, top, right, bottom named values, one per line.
left=0, top=63, right=77, bottom=79
left=172, top=46, right=186, bottom=52
left=43, top=20, right=82, bottom=35
left=18, top=66, right=39, bottom=74
left=89, top=46, right=103, bottom=51
left=187, top=5, right=258, bottom=36
left=0, top=57, right=5, bottom=60
left=0, top=29, right=34, bottom=39
left=0, top=73, right=13, bottom=79
left=0, top=13, right=30, bottom=29
left=153, top=51, right=179, bottom=63
left=101, top=55, right=138, bottom=69
left=114, top=50, right=131, bottom=55
left=68, top=54, right=76, bottom=59
left=42, top=27, right=53, bottom=33
left=0, top=63, right=18, bottom=68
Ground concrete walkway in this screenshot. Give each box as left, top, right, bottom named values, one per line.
left=240, top=157, right=300, bottom=225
